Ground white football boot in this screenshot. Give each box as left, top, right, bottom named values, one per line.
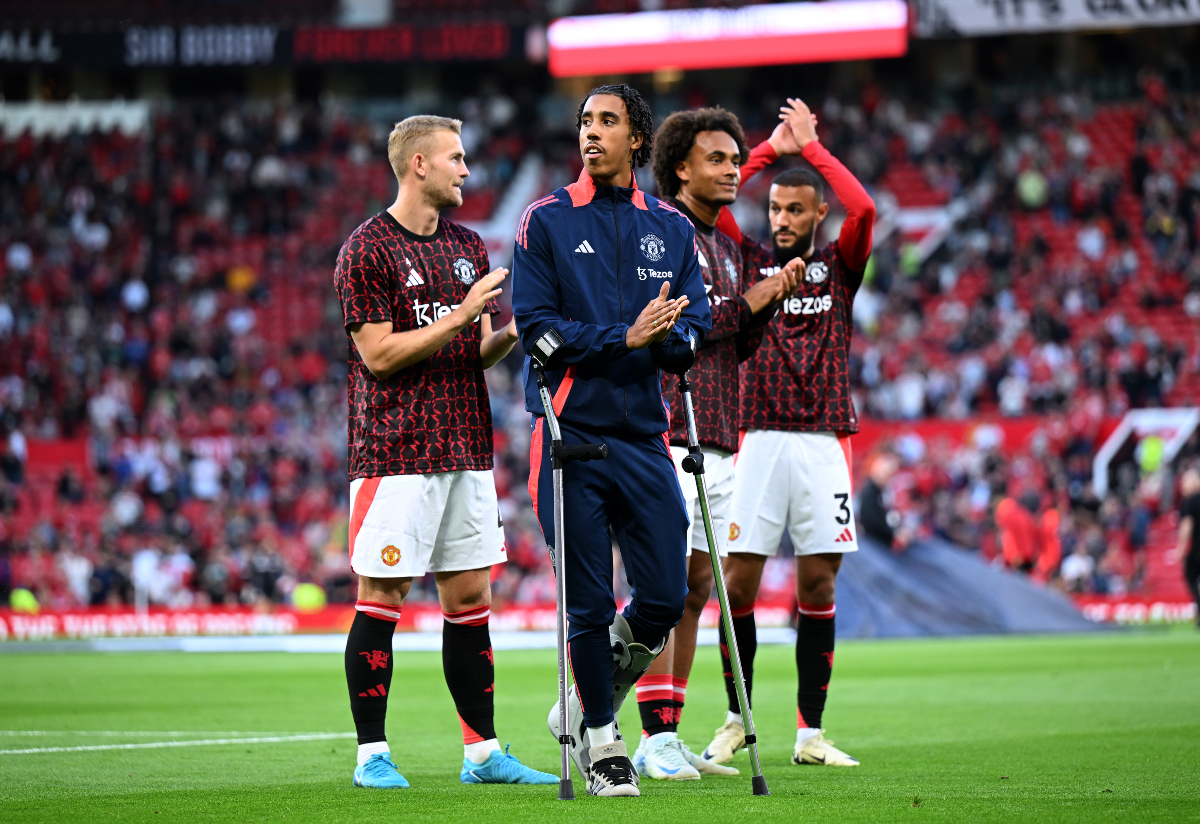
left=701, top=718, right=746, bottom=764
left=677, top=736, right=739, bottom=776
left=791, top=729, right=859, bottom=766
left=631, top=731, right=699, bottom=780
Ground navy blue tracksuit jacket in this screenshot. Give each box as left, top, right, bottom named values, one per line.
left=512, top=169, right=712, bottom=727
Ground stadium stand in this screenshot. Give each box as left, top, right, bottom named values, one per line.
left=1, top=78, right=1197, bottom=612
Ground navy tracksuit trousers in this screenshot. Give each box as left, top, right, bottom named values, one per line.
left=530, top=417, right=689, bottom=727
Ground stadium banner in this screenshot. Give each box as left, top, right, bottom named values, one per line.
left=546, top=0, right=908, bottom=77
left=0, top=23, right=522, bottom=68
left=290, top=23, right=518, bottom=63
left=1072, top=595, right=1197, bottom=624
left=914, top=0, right=1200, bottom=38
left=0, top=601, right=796, bottom=641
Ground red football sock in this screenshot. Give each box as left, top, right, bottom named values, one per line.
left=670, top=676, right=688, bottom=726
left=636, top=674, right=677, bottom=737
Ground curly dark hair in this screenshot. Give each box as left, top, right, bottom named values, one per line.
left=651, top=107, right=749, bottom=199
left=575, top=84, right=654, bottom=169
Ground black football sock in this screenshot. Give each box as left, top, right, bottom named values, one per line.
left=442, top=606, right=497, bottom=745
left=719, top=605, right=757, bottom=715
left=346, top=603, right=401, bottom=745
left=795, top=603, right=836, bottom=730
left=636, top=675, right=678, bottom=737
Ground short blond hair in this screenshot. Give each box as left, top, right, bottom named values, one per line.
left=387, top=115, right=462, bottom=182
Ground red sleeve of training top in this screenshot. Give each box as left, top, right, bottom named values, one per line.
left=800, top=141, right=875, bottom=272
left=739, top=140, right=778, bottom=189
left=714, top=141, right=778, bottom=245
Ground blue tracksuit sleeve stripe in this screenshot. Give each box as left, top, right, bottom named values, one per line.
left=512, top=206, right=631, bottom=367
left=650, top=222, right=711, bottom=375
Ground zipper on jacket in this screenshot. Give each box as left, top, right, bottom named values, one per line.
left=611, top=195, right=629, bottom=424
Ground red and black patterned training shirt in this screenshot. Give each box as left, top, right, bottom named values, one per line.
left=739, top=239, right=862, bottom=433
left=725, top=140, right=876, bottom=435
left=334, top=212, right=497, bottom=480
left=661, top=200, right=771, bottom=454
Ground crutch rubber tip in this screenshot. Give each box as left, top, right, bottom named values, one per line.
left=559, top=777, right=576, bottom=800
left=752, top=775, right=770, bottom=796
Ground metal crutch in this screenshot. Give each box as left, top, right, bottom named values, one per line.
left=530, top=330, right=607, bottom=801
left=676, top=372, right=770, bottom=796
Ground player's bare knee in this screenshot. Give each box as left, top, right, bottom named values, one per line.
left=685, top=578, right=713, bottom=614
left=797, top=574, right=836, bottom=606
left=685, top=564, right=714, bottom=610
left=686, top=550, right=714, bottom=593
left=435, top=568, right=492, bottom=613
left=724, top=580, right=757, bottom=609
left=723, top=557, right=762, bottom=608
left=798, top=553, right=842, bottom=602
left=358, top=575, right=410, bottom=605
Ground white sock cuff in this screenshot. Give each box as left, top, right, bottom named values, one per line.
left=464, top=738, right=501, bottom=764
left=796, top=727, right=821, bottom=744
left=588, top=722, right=616, bottom=747
left=726, top=711, right=744, bottom=727
left=357, top=740, right=389, bottom=766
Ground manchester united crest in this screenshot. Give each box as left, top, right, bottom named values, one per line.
left=452, top=257, right=476, bottom=285
left=640, top=233, right=666, bottom=262
left=381, top=545, right=401, bottom=566
left=728, top=523, right=741, bottom=541
left=805, top=261, right=829, bottom=284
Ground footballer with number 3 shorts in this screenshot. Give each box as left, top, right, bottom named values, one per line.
left=701, top=98, right=876, bottom=769
left=333, top=115, right=557, bottom=790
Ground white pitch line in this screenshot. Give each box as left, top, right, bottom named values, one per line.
left=0, top=732, right=356, bottom=755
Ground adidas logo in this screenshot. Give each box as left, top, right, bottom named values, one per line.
left=405, top=269, right=424, bottom=287
left=835, top=528, right=854, bottom=543
left=698, top=250, right=709, bottom=268
left=574, top=240, right=596, bottom=254
left=358, top=683, right=388, bottom=697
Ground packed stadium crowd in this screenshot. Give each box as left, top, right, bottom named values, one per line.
left=1, top=75, right=1198, bottom=609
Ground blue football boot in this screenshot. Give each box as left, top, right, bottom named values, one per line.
left=460, top=744, right=559, bottom=785
left=353, top=753, right=410, bottom=788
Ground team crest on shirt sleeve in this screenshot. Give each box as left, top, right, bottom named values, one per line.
left=805, top=261, right=829, bottom=284
left=453, top=257, right=476, bottom=284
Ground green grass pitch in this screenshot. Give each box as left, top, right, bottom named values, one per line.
left=1, top=631, right=1198, bottom=823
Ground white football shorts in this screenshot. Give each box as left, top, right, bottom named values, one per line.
left=348, top=470, right=506, bottom=578
left=670, top=445, right=734, bottom=557
left=725, top=430, right=859, bottom=557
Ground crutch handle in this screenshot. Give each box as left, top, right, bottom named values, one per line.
left=553, top=443, right=608, bottom=465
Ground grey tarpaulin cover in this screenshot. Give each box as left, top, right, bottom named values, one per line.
left=834, top=536, right=1100, bottom=638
